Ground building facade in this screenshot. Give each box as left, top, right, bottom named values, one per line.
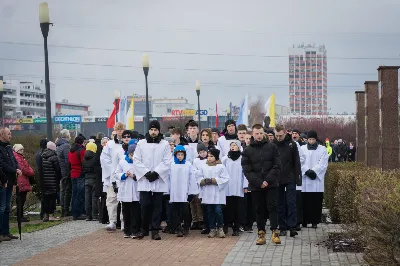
left=55, top=99, right=90, bottom=117
left=0, top=77, right=47, bottom=117
left=288, top=44, right=327, bottom=115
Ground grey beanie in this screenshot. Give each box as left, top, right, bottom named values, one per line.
left=128, top=144, right=137, bottom=154
left=197, top=142, right=207, bottom=153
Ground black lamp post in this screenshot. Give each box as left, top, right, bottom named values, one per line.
left=39, top=2, right=53, bottom=140
left=0, top=80, right=3, bottom=127
left=142, top=54, right=150, bottom=127
left=196, top=80, right=201, bottom=131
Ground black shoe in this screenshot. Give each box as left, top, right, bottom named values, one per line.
left=176, top=229, right=184, bottom=237
left=223, top=225, right=228, bottom=235
left=279, top=230, right=287, bottom=236
left=152, top=232, right=161, bottom=240
left=86, top=217, right=93, bottom=221
left=311, top=224, right=318, bottom=229
left=232, top=231, right=240, bottom=236
left=290, top=229, right=298, bottom=237
left=296, top=224, right=301, bottom=231
left=201, top=228, right=210, bottom=234
left=302, top=223, right=307, bottom=228
left=131, top=233, right=138, bottom=239
left=137, top=231, right=146, bottom=240
left=190, top=222, right=200, bottom=230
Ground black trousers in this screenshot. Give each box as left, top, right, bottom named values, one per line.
left=252, top=187, right=278, bottom=231
left=19, top=191, right=27, bottom=218
left=223, top=196, right=244, bottom=231
left=140, top=192, right=163, bottom=233
left=99, top=192, right=109, bottom=224
left=122, top=202, right=141, bottom=235
left=302, top=192, right=323, bottom=225
left=171, top=202, right=190, bottom=230
left=244, top=192, right=255, bottom=228
left=296, top=190, right=303, bottom=224
left=202, top=204, right=209, bottom=229
left=43, top=193, right=57, bottom=214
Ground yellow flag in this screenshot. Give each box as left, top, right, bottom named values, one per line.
left=126, top=94, right=135, bottom=130
left=265, top=93, right=276, bottom=127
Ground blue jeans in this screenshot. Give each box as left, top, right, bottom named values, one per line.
left=277, top=181, right=297, bottom=230
left=207, top=204, right=223, bottom=229
left=0, top=185, right=13, bottom=235
left=72, top=177, right=85, bottom=218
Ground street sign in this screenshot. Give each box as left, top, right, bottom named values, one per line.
left=54, top=115, right=81, bottom=124
left=33, top=117, right=47, bottom=124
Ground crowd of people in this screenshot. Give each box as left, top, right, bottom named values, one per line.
left=0, top=118, right=332, bottom=246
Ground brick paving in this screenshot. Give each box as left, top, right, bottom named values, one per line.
left=1, top=221, right=364, bottom=266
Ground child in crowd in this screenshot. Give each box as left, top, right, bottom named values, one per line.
left=222, top=140, right=248, bottom=236
left=245, top=131, right=252, bottom=147
left=197, top=149, right=230, bottom=238
left=169, top=145, right=198, bottom=237
left=114, top=143, right=141, bottom=239
left=193, top=142, right=210, bottom=234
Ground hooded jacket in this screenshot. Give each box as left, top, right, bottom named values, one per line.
left=325, top=141, right=332, bottom=157
left=14, top=152, right=34, bottom=192
left=56, top=138, right=71, bottom=178
left=41, top=148, right=62, bottom=194
left=67, top=143, right=85, bottom=178
left=82, top=150, right=97, bottom=180
left=241, top=138, right=281, bottom=191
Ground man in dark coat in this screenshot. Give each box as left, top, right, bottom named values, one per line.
left=0, top=127, right=21, bottom=241
left=274, top=125, right=302, bottom=237
left=56, top=129, right=72, bottom=217
left=241, top=124, right=281, bottom=246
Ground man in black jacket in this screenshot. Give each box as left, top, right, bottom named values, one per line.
left=241, top=124, right=281, bottom=245
left=274, top=125, right=302, bottom=238
left=0, top=127, right=21, bottom=242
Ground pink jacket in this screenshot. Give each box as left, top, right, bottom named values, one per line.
left=13, top=152, right=34, bottom=192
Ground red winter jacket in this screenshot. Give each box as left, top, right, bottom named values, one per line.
left=68, top=143, right=86, bottom=178
left=13, top=152, right=34, bottom=192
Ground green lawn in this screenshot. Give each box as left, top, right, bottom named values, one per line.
left=10, top=220, right=64, bottom=235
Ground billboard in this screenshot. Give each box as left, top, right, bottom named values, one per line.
left=54, top=115, right=82, bottom=124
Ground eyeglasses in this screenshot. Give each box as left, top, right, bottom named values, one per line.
left=122, top=135, right=131, bottom=139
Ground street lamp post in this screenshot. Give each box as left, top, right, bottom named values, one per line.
left=196, top=80, right=201, bottom=131
left=39, top=2, right=53, bottom=140
left=142, top=54, right=150, bottom=127
left=0, top=80, right=3, bottom=127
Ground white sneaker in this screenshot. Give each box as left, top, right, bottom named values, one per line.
left=106, top=223, right=116, bottom=232
left=121, top=224, right=124, bottom=232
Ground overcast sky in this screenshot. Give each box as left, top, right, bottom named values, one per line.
left=1, top=0, right=400, bottom=116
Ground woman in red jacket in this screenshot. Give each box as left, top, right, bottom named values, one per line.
left=13, top=144, right=35, bottom=222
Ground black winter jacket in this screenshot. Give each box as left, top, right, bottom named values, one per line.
left=41, top=148, right=61, bottom=195
left=94, top=139, right=103, bottom=197
left=275, top=139, right=302, bottom=185
left=82, top=150, right=97, bottom=180
left=241, top=138, right=281, bottom=191
left=0, top=141, right=19, bottom=186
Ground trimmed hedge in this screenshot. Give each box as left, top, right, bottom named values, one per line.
left=325, top=163, right=400, bottom=265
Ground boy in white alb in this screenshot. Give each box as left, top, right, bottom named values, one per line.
left=197, top=149, right=230, bottom=238
left=222, top=140, right=248, bottom=236
left=169, top=145, right=198, bottom=237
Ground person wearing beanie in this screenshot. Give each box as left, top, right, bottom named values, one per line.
left=183, top=121, right=204, bottom=231
left=300, top=130, right=328, bottom=229
left=334, top=138, right=347, bottom=162
left=197, top=148, right=229, bottom=239
left=12, top=144, right=34, bottom=223
left=41, top=140, right=62, bottom=222
left=114, top=143, right=141, bottom=239
left=211, top=128, right=220, bottom=146
left=82, top=142, right=99, bottom=221
left=221, top=140, right=248, bottom=236
left=100, top=122, right=128, bottom=231
left=133, top=119, right=172, bottom=240
left=241, top=124, right=281, bottom=245
left=168, top=145, right=197, bottom=237
left=217, top=120, right=239, bottom=158
left=68, top=134, right=87, bottom=221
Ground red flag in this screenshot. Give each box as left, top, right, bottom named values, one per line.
left=106, top=100, right=120, bottom=129
left=216, top=101, right=219, bottom=128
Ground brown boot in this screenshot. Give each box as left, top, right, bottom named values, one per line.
left=256, top=230, right=266, bottom=245
left=271, top=230, right=281, bottom=244
left=43, top=213, right=49, bottom=222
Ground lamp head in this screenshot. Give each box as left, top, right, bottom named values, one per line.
left=142, top=54, right=149, bottom=68
left=196, top=80, right=200, bottom=94
left=39, top=2, right=50, bottom=24
left=0, top=80, right=3, bottom=92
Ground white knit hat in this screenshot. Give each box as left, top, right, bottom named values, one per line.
left=12, top=144, right=24, bottom=153
left=47, top=141, right=57, bottom=151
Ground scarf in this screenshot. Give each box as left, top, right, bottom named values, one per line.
left=225, top=133, right=238, bottom=140
left=307, top=142, right=318, bottom=150
left=198, top=155, right=207, bottom=160
left=124, top=155, right=133, bottom=164
left=206, top=159, right=222, bottom=166
left=228, top=150, right=241, bottom=161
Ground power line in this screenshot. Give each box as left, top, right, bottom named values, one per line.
left=1, top=41, right=400, bottom=60
left=0, top=57, right=377, bottom=76
left=2, top=73, right=362, bottom=90
left=1, top=19, right=400, bottom=37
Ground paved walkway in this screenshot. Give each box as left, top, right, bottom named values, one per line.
left=0, top=221, right=364, bottom=266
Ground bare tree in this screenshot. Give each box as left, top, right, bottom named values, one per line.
left=249, top=98, right=265, bottom=127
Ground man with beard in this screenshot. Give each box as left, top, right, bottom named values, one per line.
left=217, top=120, right=239, bottom=158
left=134, top=120, right=172, bottom=240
